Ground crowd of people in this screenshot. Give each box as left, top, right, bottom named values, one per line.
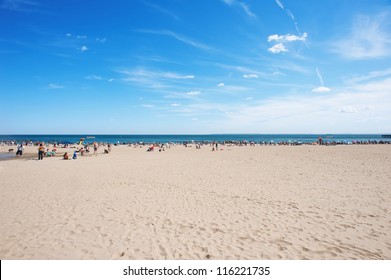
left=1, top=137, right=391, bottom=161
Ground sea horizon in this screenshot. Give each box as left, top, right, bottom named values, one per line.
left=1, top=133, right=389, bottom=145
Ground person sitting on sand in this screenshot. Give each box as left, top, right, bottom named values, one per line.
left=147, top=146, right=154, bottom=152
left=63, top=152, right=69, bottom=160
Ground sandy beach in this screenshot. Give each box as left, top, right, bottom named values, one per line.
left=0, top=144, right=390, bottom=259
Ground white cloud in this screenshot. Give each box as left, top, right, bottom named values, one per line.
left=268, top=32, right=307, bottom=42
left=80, top=46, right=88, bottom=52
left=186, top=91, right=201, bottom=96
left=243, top=74, right=258, bottom=78
left=332, top=11, right=391, bottom=59
left=77, top=35, right=87, bottom=39
left=171, top=103, right=181, bottom=107
left=85, top=75, right=102, bottom=80
left=267, top=33, right=307, bottom=53
left=217, top=83, right=225, bottom=87
left=312, top=86, right=331, bottom=93
left=66, top=33, right=72, bottom=37
left=120, top=69, right=194, bottom=81
left=96, top=37, right=107, bottom=43
left=47, top=83, right=64, bottom=89
left=245, top=97, right=253, bottom=100
left=268, top=43, right=288, bottom=53
left=339, top=106, right=358, bottom=113
left=108, top=78, right=114, bottom=82
left=215, top=78, right=391, bottom=133
left=345, top=68, right=391, bottom=84
left=351, top=77, right=391, bottom=92
left=162, top=73, right=194, bottom=79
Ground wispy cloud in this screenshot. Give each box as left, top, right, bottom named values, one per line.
left=85, top=75, right=102, bottom=80
left=80, top=46, right=88, bottom=52
left=139, top=0, right=179, bottom=20
left=239, top=2, right=255, bottom=17
left=96, top=37, right=107, bottom=43
left=217, top=83, right=225, bottom=87
left=243, top=74, right=258, bottom=78
left=119, top=68, right=195, bottom=90
left=1, top=0, right=40, bottom=12
left=332, top=11, right=391, bottom=60
left=186, top=91, right=201, bottom=96
left=273, top=0, right=303, bottom=34
left=216, top=78, right=391, bottom=133
left=46, top=83, right=64, bottom=89
left=286, top=9, right=295, bottom=20
left=345, top=68, right=391, bottom=84
left=312, top=67, right=330, bottom=93
left=141, top=104, right=155, bottom=108
left=339, top=106, right=358, bottom=113
left=316, top=67, right=325, bottom=86
left=136, top=29, right=212, bottom=50
left=221, top=0, right=256, bottom=18
left=213, top=63, right=270, bottom=78
left=222, top=0, right=235, bottom=4
left=275, top=0, right=284, bottom=9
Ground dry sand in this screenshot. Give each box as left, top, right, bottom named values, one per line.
left=0, top=144, right=390, bottom=259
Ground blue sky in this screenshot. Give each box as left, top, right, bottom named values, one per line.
left=1, top=0, right=391, bottom=134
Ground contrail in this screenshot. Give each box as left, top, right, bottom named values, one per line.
left=316, top=67, right=324, bottom=86
left=274, top=0, right=303, bottom=35
left=275, top=0, right=284, bottom=9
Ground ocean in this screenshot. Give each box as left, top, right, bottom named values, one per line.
left=0, top=134, right=388, bottom=144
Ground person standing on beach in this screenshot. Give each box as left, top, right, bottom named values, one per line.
left=318, top=137, right=323, bottom=145
left=16, top=143, right=24, bottom=156
left=38, top=143, right=45, bottom=160
left=93, top=142, right=98, bottom=155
